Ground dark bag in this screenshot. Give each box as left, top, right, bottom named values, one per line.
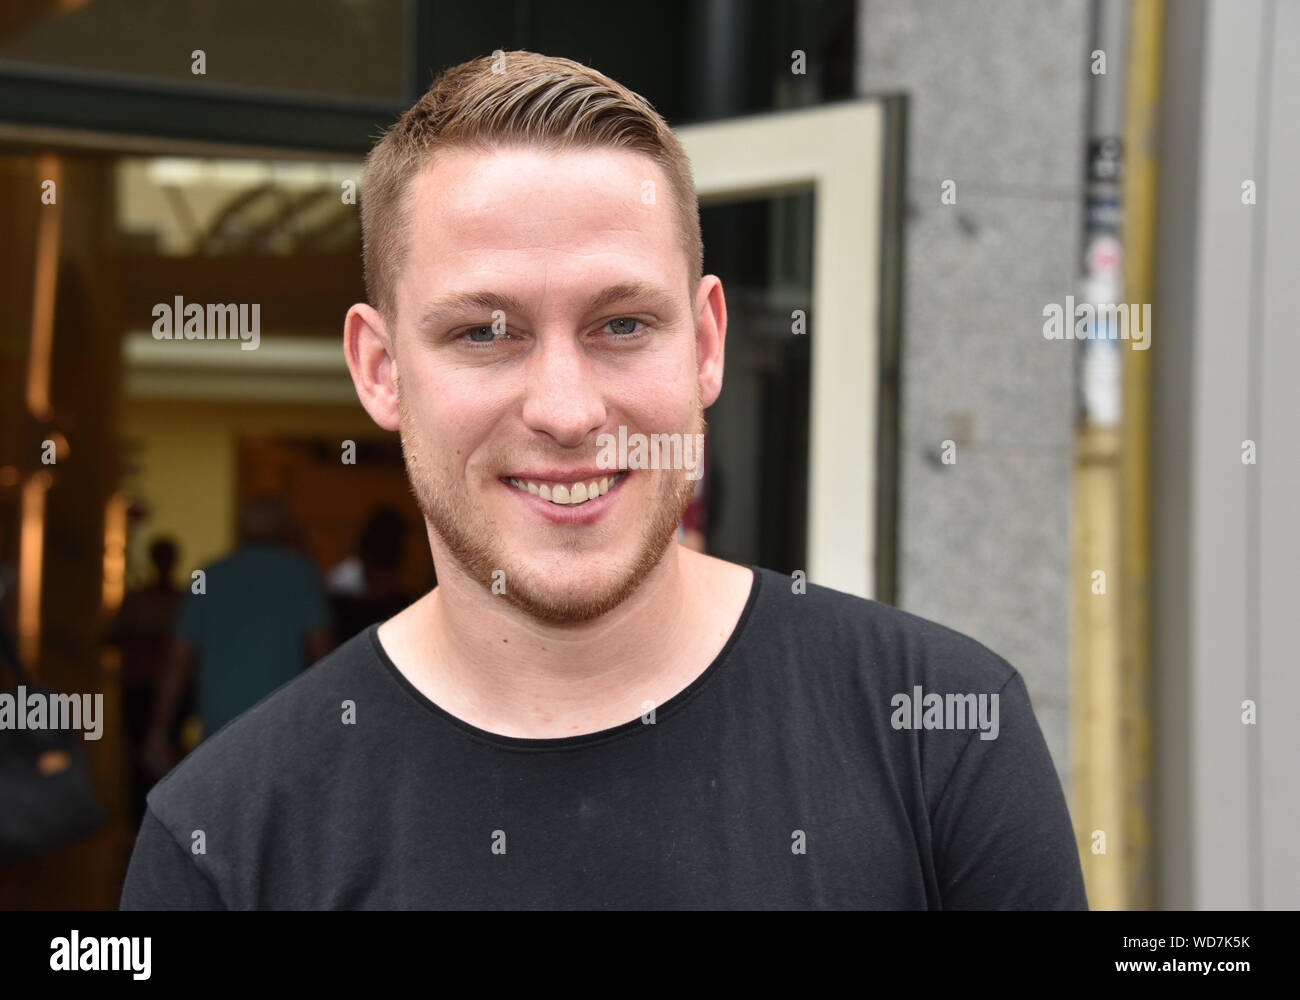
left=0, top=624, right=105, bottom=862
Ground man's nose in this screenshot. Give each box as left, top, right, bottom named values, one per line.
left=519, top=334, right=606, bottom=448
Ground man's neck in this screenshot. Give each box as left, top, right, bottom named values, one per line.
left=379, top=545, right=753, bottom=739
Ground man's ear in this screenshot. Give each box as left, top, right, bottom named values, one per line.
left=694, top=275, right=727, bottom=409
left=344, top=303, right=400, bottom=431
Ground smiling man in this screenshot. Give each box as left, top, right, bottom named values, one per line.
left=121, top=51, right=1087, bottom=910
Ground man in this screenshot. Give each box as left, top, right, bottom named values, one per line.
left=122, top=51, right=1087, bottom=909
left=140, top=494, right=332, bottom=776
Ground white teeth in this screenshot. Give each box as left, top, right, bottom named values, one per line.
left=507, top=472, right=623, bottom=506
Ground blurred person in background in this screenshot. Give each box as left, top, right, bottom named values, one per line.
left=140, top=494, right=331, bottom=774
left=328, top=505, right=421, bottom=643
left=104, top=536, right=186, bottom=827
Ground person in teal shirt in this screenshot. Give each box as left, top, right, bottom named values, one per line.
left=143, top=495, right=332, bottom=771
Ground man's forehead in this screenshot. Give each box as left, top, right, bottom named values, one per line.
left=396, top=145, right=687, bottom=306
left=404, top=145, right=671, bottom=230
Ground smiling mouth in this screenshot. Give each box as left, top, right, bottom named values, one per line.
left=503, top=472, right=626, bottom=506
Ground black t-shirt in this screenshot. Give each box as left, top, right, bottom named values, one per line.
left=120, top=566, right=1088, bottom=910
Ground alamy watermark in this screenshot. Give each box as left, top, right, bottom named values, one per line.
left=890, top=685, right=999, bottom=741
left=50, top=931, right=150, bottom=980
left=152, top=295, right=260, bottom=350
left=1042, top=295, right=1150, bottom=351
left=0, top=687, right=103, bottom=740
left=595, top=426, right=705, bottom=480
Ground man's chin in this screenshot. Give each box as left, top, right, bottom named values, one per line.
left=495, top=548, right=672, bottom=625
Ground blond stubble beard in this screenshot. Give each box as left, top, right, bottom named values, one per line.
left=396, top=378, right=704, bottom=625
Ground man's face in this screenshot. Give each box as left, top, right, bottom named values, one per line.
left=389, top=146, right=711, bottom=623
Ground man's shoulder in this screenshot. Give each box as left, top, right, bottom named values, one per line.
left=145, top=627, right=380, bottom=816
left=748, top=564, right=1018, bottom=693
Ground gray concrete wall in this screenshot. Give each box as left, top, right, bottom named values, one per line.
left=856, top=0, right=1091, bottom=786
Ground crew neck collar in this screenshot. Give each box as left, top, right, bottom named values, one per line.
left=368, top=564, right=765, bottom=753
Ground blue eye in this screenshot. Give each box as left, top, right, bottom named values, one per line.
left=465, top=325, right=496, bottom=343
left=605, top=318, right=641, bottom=335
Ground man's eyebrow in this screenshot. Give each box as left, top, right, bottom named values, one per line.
left=416, top=281, right=677, bottom=333
left=417, top=291, right=528, bottom=331
left=582, top=281, right=676, bottom=315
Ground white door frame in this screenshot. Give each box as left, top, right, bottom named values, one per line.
left=678, top=100, right=885, bottom=598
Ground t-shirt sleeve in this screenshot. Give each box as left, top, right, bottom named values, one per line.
left=120, top=807, right=226, bottom=910
left=928, top=670, right=1089, bottom=910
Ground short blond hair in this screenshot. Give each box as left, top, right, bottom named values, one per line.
left=360, top=50, right=703, bottom=322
